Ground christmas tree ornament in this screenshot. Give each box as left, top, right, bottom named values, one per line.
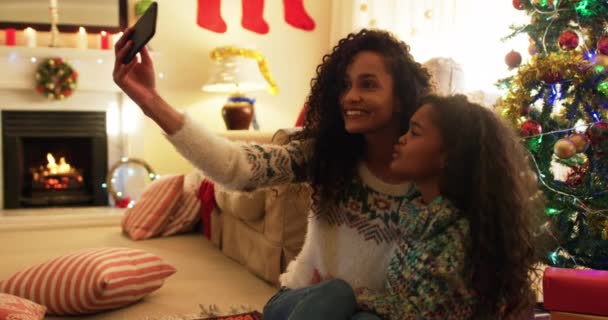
left=242, top=0, right=269, bottom=34
left=598, top=37, right=608, bottom=56
left=197, top=0, right=227, bottom=33
left=598, top=80, right=608, bottom=98
left=568, top=133, right=590, bottom=152
left=521, top=119, right=543, bottom=137
left=559, top=30, right=579, bottom=51
left=565, top=155, right=589, bottom=187
left=283, top=0, right=315, bottom=31
left=587, top=121, right=608, bottom=154
left=513, top=0, right=525, bottom=10
left=543, top=71, right=563, bottom=83
left=554, top=138, right=577, bottom=159
left=505, top=50, right=522, bottom=69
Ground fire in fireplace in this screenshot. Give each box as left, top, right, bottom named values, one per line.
left=26, top=152, right=90, bottom=205
left=2, top=110, right=108, bottom=208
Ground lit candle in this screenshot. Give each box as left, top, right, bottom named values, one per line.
left=99, top=31, right=110, bottom=50
left=24, top=27, right=36, bottom=48
left=77, top=27, right=87, bottom=49
left=50, top=0, right=57, bottom=8
left=4, top=28, right=16, bottom=46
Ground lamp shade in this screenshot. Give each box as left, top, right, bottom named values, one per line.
left=202, top=55, right=269, bottom=93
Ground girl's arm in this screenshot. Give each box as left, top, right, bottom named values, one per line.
left=357, top=220, right=476, bottom=320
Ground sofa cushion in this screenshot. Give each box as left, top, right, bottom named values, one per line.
left=215, top=187, right=266, bottom=223
left=122, top=175, right=184, bottom=240
left=0, top=247, right=176, bottom=316
left=0, top=293, right=46, bottom=320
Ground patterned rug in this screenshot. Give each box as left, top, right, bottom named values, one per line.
left=141, top=305, right=261, bottom=320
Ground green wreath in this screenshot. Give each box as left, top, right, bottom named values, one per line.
left=35, top=57, right=78, bottom=100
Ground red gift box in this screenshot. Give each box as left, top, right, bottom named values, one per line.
left=543, top=267, right=608, bottom=316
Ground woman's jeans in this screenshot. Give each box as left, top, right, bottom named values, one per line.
left=262, top=279, right=382, bottom=320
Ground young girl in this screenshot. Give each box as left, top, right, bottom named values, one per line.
left=352, top=94, right=542, bottom=319
left=112, top=29, right=431, bottom=318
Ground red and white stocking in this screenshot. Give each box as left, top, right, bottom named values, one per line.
left=197, top=0, right=227, bottom=33
left=283, top=0, right=315, bottom=31
left=242, top=0, right=269, bottom=34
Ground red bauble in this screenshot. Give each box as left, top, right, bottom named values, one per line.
left=543, top=71, right=563, bottom=83
left=598, top=37, right=608, bottom=56
left=565, top=161, right=589, bottom=187
left=587, top=121, right=608, bottom=155
left=559, top=30, right=579, bottom=51
left=505, top=50, right=522, bottom=69
left=116, top=196, right=131, bottom=208
left=521, top=120, right=542, bottom=137
left=513, top=0, right=525, bottom=10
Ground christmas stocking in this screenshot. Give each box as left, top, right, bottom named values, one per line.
left=197, top=0, right=227, bottom=33
left=242, top=0, right=269, bottom=34
left=283, top=0, right=315, bottom=31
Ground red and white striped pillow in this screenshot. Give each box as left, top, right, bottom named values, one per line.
left=0, top=293, right=46, bottom=320
left=0, top=248, right=176, bottom=316
left=122, top=174, right=184, bottom=240
left=160, top=170, right=204, bottom=237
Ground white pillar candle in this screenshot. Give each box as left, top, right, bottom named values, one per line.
left=112, top=32, right=123, bottom=47
left=24, top=27, right=36, bottom=47
left=77, top=27, right=87, bottom=49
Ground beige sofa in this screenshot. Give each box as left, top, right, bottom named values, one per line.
left=211, top=128, right=312, bottom=286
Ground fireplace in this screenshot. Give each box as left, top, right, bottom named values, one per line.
left=2, top=111, right=108, bottom=208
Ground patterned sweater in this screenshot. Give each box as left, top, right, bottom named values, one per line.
left=166, top=114, right=476, bottom=318
left=357, top=197, right=477, bottom=320
left=166, top=114, right=412, bottom=292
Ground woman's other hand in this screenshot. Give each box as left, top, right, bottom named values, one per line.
left=311, top=269, right=333, bottom=284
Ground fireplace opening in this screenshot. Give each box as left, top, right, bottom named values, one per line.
left=3, top=111, right=108, bottom=208
left=22, top=137, right=93, bottom=206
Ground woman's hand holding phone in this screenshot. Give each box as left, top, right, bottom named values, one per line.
left=113, top=28, right=158, bottom=113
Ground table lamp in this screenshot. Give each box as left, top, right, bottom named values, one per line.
left=202, top=46, right=278, bottom=130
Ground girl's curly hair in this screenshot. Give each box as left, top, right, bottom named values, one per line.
left=293, top=29, right=431, bottom=213
left=421, top=94, right=544, bottom=319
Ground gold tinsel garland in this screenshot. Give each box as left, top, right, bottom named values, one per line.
left=210, top=46, right=278, bottom=96
left=501, top=52, right=607, bottom=126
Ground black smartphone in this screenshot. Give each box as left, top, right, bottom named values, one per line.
left=121, top=2, right=158, bottom=64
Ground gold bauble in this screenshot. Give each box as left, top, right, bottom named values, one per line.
left=554, top=139, right=577, bottom=159
left=568, top=133, right=590, bottom=153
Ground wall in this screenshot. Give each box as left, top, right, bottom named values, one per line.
left=143, top=0, right=331, bottom=175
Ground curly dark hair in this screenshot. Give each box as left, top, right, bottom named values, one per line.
left=421, top=94, right=543, bottom=319
left=294, top=29, right=431, bottom=213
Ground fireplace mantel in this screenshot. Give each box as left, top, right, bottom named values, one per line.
left=0, top=46, right=119, bottom=92
left=0, top=46, right=146, bottom=210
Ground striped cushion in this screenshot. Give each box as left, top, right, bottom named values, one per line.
left=160, top=170, right=204, bottom=237
left=0, top=248, right=176, bottom=316
left=0, top=293, right=46, bottom=320
left=122, top=175, right=184, bottom=240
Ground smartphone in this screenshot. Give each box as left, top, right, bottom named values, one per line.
left=121, top=2, right=158, bottom=64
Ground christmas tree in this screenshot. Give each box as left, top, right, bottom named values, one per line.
left=497, top=0, right=608, bottom=269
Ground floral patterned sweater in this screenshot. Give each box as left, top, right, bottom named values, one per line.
left=357, top=197, right=477, bottom=319
left=166, top=114, right=477, bottom=318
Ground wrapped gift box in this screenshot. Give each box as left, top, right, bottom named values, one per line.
left=543, top=267, right=608, bottom=316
